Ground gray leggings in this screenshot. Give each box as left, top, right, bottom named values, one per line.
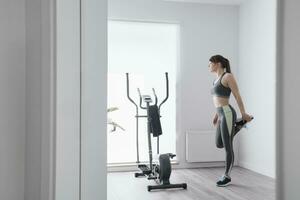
left=215, top=104, right=237, bottom=177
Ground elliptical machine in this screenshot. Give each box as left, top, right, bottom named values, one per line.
left=126, top=72, right=187, bottom=192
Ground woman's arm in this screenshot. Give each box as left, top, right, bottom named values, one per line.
left=225, top=74, right=252, bottom=121
left=213, top=112, right=218, bottom=126
left=226, top=74, right=245, bottom=114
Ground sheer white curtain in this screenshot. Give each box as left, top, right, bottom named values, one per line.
left=107, top=20, right=179, bottom=164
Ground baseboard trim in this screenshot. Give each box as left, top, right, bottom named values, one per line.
left=238, top=161, right=276, bottom=178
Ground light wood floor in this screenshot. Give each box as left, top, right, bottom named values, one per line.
left=108, top=167, right=275, bottom=200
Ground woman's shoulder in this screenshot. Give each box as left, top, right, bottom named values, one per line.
left=222, top=73, right=236, bottom=86
left=223, top=72, right=235, bottom=80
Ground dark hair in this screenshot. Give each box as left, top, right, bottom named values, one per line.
left=209, top=55, right=231, bottom=73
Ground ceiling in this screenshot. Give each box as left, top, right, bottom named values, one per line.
left=163, top=0, right=245, bottom=5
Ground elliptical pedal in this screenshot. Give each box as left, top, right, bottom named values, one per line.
left=137, top=164, right=152, bottom=175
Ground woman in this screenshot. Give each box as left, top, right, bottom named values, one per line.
left=209, top=55, right=253, bottom=187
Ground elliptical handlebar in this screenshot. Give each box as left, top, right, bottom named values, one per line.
left=126, top=72, right=169, bottom=110
left=152, top=88, right=158, bottom=106
left=126, top=73, right=140, bottom=163
left=126, top=73, right=138, bottom=110
left=137, top=88, right=142, bottom=98
left=158, top=72, right=169, bottom=112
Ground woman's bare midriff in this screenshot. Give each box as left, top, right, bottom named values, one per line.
left=213, top=96, right=230, bottom=108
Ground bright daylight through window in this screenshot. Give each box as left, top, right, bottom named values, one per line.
left=107, top=20, right=179, bottom=164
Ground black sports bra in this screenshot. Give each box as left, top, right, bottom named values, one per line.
left=211, top=72, right=231, bottom=98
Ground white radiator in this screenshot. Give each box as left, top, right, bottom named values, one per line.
left=186, top=130, right=225, bottom=163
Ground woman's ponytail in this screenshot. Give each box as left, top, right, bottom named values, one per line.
left=223, top=57, right=231, bottom=73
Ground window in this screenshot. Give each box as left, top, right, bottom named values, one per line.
left=107, top=20, right=179, bottom=164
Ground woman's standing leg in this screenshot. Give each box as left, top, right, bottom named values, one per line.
left=217, top=105, right=236, bottom=186
left=215, top=119, right=223, bottom=149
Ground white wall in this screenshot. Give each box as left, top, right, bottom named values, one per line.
left=26, top=0, right=107, bottom=200
left=238, top=0, right=276, bottom=178
left=109, top=0, right=239, bottom=168
left=25, top=0, right=42, bottom=200
left=0, top=1, right=26, bottom=200
left=25, top=0, right=55, bottom=200
left=55, top=0, right=108, bottom=199
left=277, top=0, right=300, bottom=199
left=40, top=0, right=55, bottom=199
left=26, top=0, right=107, bottom=199
left=80, top=0, right=107, bottom=200
left=55, top=0, right=81, bottom=199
